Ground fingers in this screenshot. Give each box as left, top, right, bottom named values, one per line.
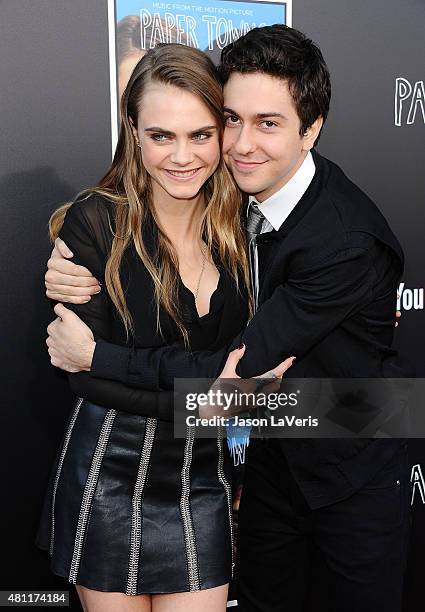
left=230, top=344, right=245, bottom=353
left=273, top=356, right=296, bottom=377
left=396, top=291, right=401, bottom=327
left=46, top=336, right=79, bottom=372
left=45, top=292, right=93, bottom=304
left=46, top=268, right=100, bottom=287
left=46, top=312, right=83, bottom=373
left=47, top=345, right=79, bottom=372
left=55, top=237, right=74, bottom=258
left=46, top=319, right=58, bottom=336
left=45, top=277, right=100, bottom=297
left=227, top=344, right=246, bottom=366
left=53, top=303, right=72, bottom=319
left=256, top=356, right=296, bottom=380
left=45, top=257, right=101, bottom=302
left=395, top=310, right=401, bottom=327
left=46, top=258, right=99, bottom=281
left=217, top=344, right=246, bottom=379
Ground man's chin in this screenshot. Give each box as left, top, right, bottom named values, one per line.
left=224, top=158, right=269, bottom=195
left=232, top=174, right=267, bottom=196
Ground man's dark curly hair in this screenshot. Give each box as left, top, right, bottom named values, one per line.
left=217, top=24, right=331, bottom=145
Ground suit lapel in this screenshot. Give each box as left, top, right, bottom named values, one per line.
left=254, top=157, right=324, bottom=303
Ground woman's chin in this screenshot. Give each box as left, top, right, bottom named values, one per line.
left=162, top=183, right=204, bottom=201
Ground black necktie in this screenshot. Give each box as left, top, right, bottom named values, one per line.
left=246, top=204, right=265, bottom=311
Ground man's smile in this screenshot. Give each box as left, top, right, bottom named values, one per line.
left=229, top=157, right=268, bottom=172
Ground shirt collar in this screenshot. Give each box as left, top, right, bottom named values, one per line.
left=248, top=151, right=316, bottom=231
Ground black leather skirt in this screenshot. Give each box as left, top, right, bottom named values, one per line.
left=37, top=399, right=234, bottom=594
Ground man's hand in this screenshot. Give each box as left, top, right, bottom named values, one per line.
left=45, top=238, right=101, bottom=304
left=46, top=304, right=96, bottom=372
left=395, top=291, right=402, bottom=327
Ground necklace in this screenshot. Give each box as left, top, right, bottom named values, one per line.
left=194, top=243, right=207, bottom=303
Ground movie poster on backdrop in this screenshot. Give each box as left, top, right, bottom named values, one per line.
left=107, top=0, right=292, bottom=152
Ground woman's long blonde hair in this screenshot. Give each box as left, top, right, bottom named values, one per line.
left=50, top=44, right=250, bottom=342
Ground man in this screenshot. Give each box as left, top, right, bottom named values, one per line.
left=45, top=26, right=409, bottom=611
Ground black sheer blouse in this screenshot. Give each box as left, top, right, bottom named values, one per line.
left=58, top=194, right=249, bottom=421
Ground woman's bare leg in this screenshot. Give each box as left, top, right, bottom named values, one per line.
left=152, top=584, right=228, bottom=612
left=76, top=585, right=152, bottom=612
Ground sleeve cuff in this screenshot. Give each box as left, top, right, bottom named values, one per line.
left=91, top=339, right=130, bottom=384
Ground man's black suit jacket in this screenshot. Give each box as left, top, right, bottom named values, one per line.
left=88, top=151, right=408, bottom=509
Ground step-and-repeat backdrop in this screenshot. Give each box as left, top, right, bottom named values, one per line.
left=1, top=0, right=423, bottom=609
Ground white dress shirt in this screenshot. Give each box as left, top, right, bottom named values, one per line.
left=247, top=151, right=316, bottom=309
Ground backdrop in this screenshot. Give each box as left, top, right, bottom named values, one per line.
left=1, top=1, right=424, bottom=610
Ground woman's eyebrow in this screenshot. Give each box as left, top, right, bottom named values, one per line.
left=144, top=125, right=217, bottom=135
left=144, top=127, right=174, bottom=135
left=190, top=125, right=217, bottom=134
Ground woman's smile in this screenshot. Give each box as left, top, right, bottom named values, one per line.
left=164, top=167, right=203, bottom=180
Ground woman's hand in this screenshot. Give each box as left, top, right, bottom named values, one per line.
left=199, top=345, right=296, bottom=419
left=219, top=344, right=295, bottom=380
left=46, top=304, right=96, bottom=372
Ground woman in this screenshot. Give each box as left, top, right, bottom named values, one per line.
left=37, top=44, right=288, bottom=612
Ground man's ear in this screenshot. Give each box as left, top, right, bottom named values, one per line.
left=302, top=116, right=324, bottom=151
